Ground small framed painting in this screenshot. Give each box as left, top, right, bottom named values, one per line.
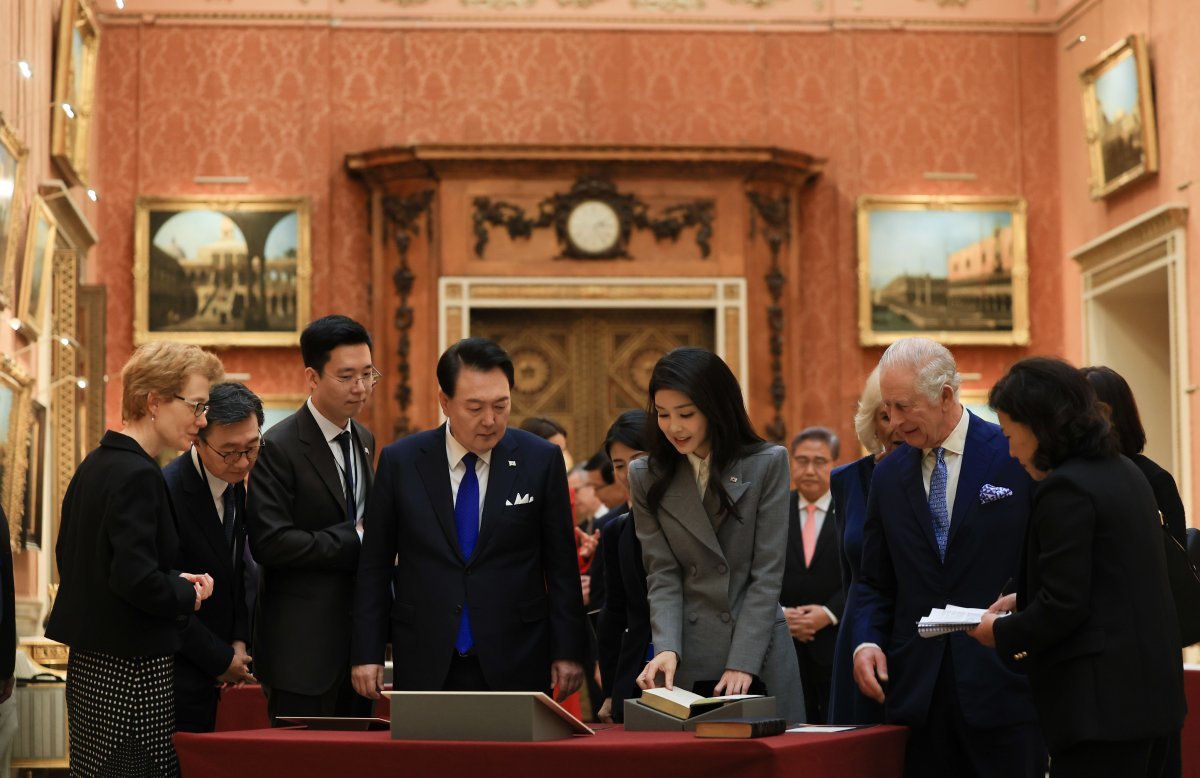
left=1080, top=34, right=1159, bottom=199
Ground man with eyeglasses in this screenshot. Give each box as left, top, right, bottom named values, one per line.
left=163, top=381, right=263, bottom=732
left=247, top=314, right=378, bottom=724
left=780, top=426, right=843, bottom=724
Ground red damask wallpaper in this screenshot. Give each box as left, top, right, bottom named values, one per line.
left=94, top=25, right=1062, bottom=449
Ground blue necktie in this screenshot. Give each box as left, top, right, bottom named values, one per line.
left=929, top=447, right=949, bottom=560
left=336, top=431, right=356, bottom=523
left=454, top=452, right=480, bottom=654
left=222, top=485, right=237, bottom=562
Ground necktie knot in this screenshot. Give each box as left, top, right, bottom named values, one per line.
left=462, top=452, right=478, bottom=471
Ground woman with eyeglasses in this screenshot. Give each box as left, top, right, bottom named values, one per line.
left=47, top=341, right=224, bottom=777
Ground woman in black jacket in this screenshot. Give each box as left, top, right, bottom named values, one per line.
left=970, top=357, right=1184, bottom=778
left=47, top=342, right=223, bottom=777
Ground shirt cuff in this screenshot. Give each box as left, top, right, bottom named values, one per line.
left=853, top=642, right=881, bottom=659
left=822, top=606, right=839, bottom=626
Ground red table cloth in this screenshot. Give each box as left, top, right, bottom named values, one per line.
left=177, top=724, right=909, bottom=778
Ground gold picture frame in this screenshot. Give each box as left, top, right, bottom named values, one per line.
left=50, top=0, right=101, bottom=187
left=0, top=364, right=34, bottom=547
left=0, top=117, right=29, bottom=312
left=134, top=196, right=312, bottom=347
left=857, top=195, right=1030, bottom=347
left=260, top=394, right=305, bottom=433
left=17, top=197, right=59, bottom=339
left=1080, top=34, right=1159, bottom=200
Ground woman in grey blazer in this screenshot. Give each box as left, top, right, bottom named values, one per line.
left=630, top=348, right=805, bottom=723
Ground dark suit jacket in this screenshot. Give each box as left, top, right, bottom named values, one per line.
left=993, top=455, right=1185, bottom=752
left=247, top=404, right=375, bottom=695
left=46, top=431, right=196, bottom=656
left=1132, top=453, right=1186, bottom=545
left=595, top=512, right=651, bottom=722
left=163, top=452, right=249, bottom=684
left=853, top=412, right=1038, bottom=729
left=780, top=491, right=844, bottom=666
left=352, top=425, right=588, bottom=692
left=0, top=505, right=14, bottom=680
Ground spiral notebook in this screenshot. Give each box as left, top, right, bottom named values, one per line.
left=917, top=605, right=1009, bottom=638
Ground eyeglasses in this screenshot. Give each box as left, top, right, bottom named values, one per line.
left=325, top=368, right=382, bottom=388
left=202, top=436, right=264, bottom=465
left=793, top=457, right=831, bottom=471
left=174, top=394, right=210, bottom=418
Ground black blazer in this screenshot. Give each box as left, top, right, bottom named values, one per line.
left=246, top=404, right=375, bottom=695
left=352, top=425, right=588, bottom=692
left=0, top=505, right=14, bottom=680
left=1132, top=453, right=1186, bottom=545
left=163, top=452, right=249, bottom=682
left=595, top=512, right=651, bottom=722
left=46, top=431, right=196, bottom=656
left=993, top=455, right=1185, bottom=752
left=780, top=491, right=844, bottom=666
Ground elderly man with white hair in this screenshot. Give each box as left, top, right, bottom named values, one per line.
left=850, top=337, right=1045, bottom=778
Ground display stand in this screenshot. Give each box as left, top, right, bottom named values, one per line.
left=384, top=691, right=594, bottom=742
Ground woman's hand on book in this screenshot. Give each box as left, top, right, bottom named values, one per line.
left=637, top=651, right=678, bottom=690
left=713, top=669, right=753, bottom=696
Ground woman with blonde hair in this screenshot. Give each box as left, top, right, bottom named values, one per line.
left=826, top=366, right=903, bottom=724
left=47, top=342, right=223, bottom=777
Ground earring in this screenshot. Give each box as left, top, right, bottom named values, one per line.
left=151, top=414, right=156, bottom=422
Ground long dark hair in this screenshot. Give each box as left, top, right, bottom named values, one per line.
left=989, top=357, right=1116, bottom=472
left=1080, top=366, right=1146, bottom=457
left=642, top=348, right=763, bottom=518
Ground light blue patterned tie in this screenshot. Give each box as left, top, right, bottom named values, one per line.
left=929, top=447, right=949, bottom=560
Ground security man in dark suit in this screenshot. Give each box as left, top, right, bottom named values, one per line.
left=351, top=337, right=588, bottom=699
left=781, top=426, right=844, bottom=725
left=164, top=381, right=261, bottom=732
left=247, top=315, right=377, bottom=724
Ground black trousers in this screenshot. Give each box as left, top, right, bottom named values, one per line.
left=793, top=639, right=833, bottom=724
left=1050, top=735, right=1172, bottom=778
left=264, top=667, right=372, bottom=726
left=903, top=648, right=1046, bottom=778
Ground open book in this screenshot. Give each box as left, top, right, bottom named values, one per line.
left=639, top=687, right=761, bottom=720
left=917, top=605, right=1009, bottom=638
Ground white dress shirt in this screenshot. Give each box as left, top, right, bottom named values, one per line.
left=190, top=446, right=234, bottom=524
left=445, top=422, right=490, bottom=526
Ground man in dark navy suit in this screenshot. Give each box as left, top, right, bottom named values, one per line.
left=781, top=426, right=844, bottom=725
left=852, top=338, right=1044, bottom=777
left=351, top=337, right=588, bottom=699
left=164, top=381, right=261, bottom=732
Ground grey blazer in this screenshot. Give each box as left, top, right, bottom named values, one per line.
left=630, top=443, right=806, bottom=724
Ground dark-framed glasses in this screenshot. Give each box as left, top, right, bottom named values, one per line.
left=202, top=436, right=264, bottom=465
left=173, top=394, right=210, bottom=418
left=793, top=456, right=831, bottom=471
left=328, top=367, right=382, bottom=388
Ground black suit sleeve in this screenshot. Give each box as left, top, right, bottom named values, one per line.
left=539, top=447, right=589, bottom=664
left=247, top=436, right=360, bottom=571
left=177, top=613, right=235, bottom=678
left=993, top=481, right=1094, bottom=658
left=352, top=446, right=400, bottom=666
left=108, top=467, right=197, bottom=619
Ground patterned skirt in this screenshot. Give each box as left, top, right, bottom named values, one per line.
left=65, top=651, right=179, bottom=778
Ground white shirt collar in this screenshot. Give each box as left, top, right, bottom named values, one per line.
left=190, top=445, right=233, bottom=504
left=924, top=405, right=970, bottom=458
left=445, top=421, right=493, bottom=469
left=798, top=490, right=832, bottom=512
left=307, top=396, right=351, bottom=442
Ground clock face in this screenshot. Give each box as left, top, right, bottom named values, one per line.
left=566, top=200, right=621, bottom=255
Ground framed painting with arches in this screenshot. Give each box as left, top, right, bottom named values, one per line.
left=133, top=196, right=311, bottom=347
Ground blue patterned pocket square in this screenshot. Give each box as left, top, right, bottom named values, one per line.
left=979, top=484, right=1013, bottom=504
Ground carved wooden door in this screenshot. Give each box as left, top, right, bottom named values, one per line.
left=471, top=309, right=714, bottom=463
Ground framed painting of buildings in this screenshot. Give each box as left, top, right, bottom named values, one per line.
left=0, top=118, right=28, bottom=312
left=50, top=0, right=101, bottom=188
left=857, top=195, right=1030, bottom=347
left=1080, top=34, right=1159, bottom=199
left=21, top=400, right=45, bottom=549
left=16, top=197, right=59, bottom=339
left=0, top=365, right=34, bottom=546
left=133, top=196, right=312, bottom=347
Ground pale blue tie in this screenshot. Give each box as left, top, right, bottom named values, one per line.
left=929, top=447, right=949, bottom=560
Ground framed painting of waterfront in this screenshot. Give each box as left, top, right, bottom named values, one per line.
left=857, top=196, right=1029, bottom=347
left=1081, top=35, right=1158, bottom=200
left=0, top=117, right=28, bottom=312
left=0, top=365, right=34, bottom=547
left=133, top=196, right=311, bottom=347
